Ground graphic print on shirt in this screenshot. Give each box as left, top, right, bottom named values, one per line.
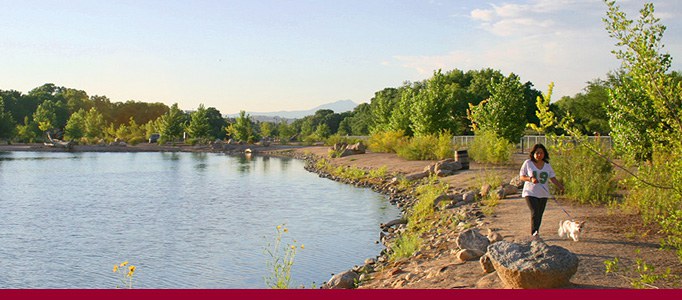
left=532, top=170, right=549, bottom=184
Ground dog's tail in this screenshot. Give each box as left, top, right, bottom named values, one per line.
left=558, top=220, right=565, bottom=237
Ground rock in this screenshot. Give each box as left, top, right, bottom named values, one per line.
left=476, top=272, right=503, bottom=288
left=502, top=184, right=519, bottom=197
left=405, top=171, right=429, bottom=181
left=462, top=191, right=477, bottom=203
left=433, top=193, right=457, bottom=207
left=364, top=258, right=376, bottom=265
left=456, top=228, right=490, bottom=253
left=380, top=218, right=407, bottom=230
left=480, top=184, right=492, bottom=198
left=495, top=187, right=505, bottom=199
left=487, top=228, right=504, bottom=243
left=323, top=270, right=359, bottom=289
left=487, top=240, right=579, bottom=289
left=346, top=142, right=366, bottom=154
left=510, top=175, right=524, bottom=188
left=480, top=254, right=495, bottom=273
left=456, top=249, right=484, bottom=261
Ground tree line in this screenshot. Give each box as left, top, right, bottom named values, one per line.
left=0, top=68, right=619, bottom=146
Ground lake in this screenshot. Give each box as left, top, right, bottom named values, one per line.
left=0, top=151, right=400, bottom=288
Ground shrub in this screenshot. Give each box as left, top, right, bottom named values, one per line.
left=468, top=129, right=514, bottom=164
left=324, top=134, right=363, bottom=147
left=367, top=130, right=407, bottom=153
left=389, top=232, right=421, bottom=261
left=551, top=141, right=615, bottom=204
left=127, top=136, right=144, bottom=145
left=397, top=134, right=437, bottom=160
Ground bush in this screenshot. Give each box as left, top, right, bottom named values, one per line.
left=551, top=140, right=615, bottom=204
left=367, top=130, right=407, bottom=153
left=395, top=132, right=454, bottom=161
left=468, top=129, right=514, bottom=164
left=621, top=146, right=682, bottom=261
left=127, top=136, right=144, bottom=146
left=324, top=134, right=363, bottom=147
left=397, top=134, right=437, bottom=160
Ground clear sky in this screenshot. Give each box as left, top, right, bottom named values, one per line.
left=1, top=0, right=680, bottom=115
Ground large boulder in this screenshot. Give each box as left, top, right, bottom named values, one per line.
left=456, top=228, right=490, bottom=254
left=487, top=240, right=579, bottom=289
left=322, top=270, right=359, bottom=289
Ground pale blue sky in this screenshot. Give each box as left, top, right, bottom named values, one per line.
left=2, top=0, right=680, bottom=115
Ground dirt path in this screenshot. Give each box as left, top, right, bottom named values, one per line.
left=489, top=195, right=677, bottom=288
left=294, top=147, right=681, bottom=289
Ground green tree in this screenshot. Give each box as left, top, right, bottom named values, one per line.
left=15, top=116, right=39, bottom=143
left=409, top=69, right=465, bottom=136
left=186, top=104, right=211, bottom=140
left=0, top=96, right=17, bottom=141
left=84, top=107, right=107, bottom=140
left=226, top=110, right=254, bottom=143
left=387, top=87, right=415, bottom=136
left=369, top=87, right=401, bottom=132
left=158, top=103, right=186, bottom=142
left=602, top=0, right=682, bottom=261
left=64, top=109, right=87, bottom=141
left=604, top=0, right=680, bottom=161
left=205, top=107, right=227, bottom=140
left=260, top=122, right=274, bottom=139
left=33, top=100, right=60, bottom=133
left=528, top=82, right=558, bottom=135
left=555, top=79, right=611, bottom=135
left=62, top=88, right=91, bottom=114
left=468, top=73, right=528, bottom=143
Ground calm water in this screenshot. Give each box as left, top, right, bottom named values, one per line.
left=0, top=151, right=400, bottom=288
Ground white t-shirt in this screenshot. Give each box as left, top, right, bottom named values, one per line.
left=519, top=159, right=556, bottom=198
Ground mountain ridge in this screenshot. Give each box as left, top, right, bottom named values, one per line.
left=226, top=99, right=358, bottom=120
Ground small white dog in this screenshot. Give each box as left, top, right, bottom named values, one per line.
left=558, top=220, right=586, bottom=242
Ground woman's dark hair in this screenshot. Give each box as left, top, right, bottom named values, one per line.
left=529, top=143, right=550, bottom=163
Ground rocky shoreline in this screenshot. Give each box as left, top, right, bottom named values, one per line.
left=264, top=147, right=507, bottom=289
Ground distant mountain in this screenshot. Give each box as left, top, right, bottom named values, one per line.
left=227, top=99, right=358, bottom=120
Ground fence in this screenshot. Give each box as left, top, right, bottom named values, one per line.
left=453, top=135, right=613, bottom=153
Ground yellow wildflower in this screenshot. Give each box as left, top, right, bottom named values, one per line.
left=120, top=261, right=128, bottom=267
left=301, top=244, right=305, bottom=249
left=127, top=266, right=136, bottom=277
left=283, top=228, right=288, bottom=233
left=113, top=265, right=119, bottom=273
left=290, top=245, right=295, bottom=250
left=276, top=225, right=282, bottom=230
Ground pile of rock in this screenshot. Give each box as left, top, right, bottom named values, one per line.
left=330, top=142, right=367, bottom=157
left=404, top=159, right=464, bottom=181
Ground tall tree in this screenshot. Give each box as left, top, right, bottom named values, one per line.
left=205, top=107, right=227, bottom=139
left=604, top=0, right=680, bottom=161
left=0, top=96, right=17, bottom=141
left=369, top=87, right=401, bottom=132
left=186, top=104, right=211, bottom=140
left=226, top=110, right=254, bottom=143
left=33, top=100, right=60, bottom=133
left=84, top=107, right=107, bottom=140
left=409, top=69, right=465, bottom=136
left=158, top=103, right=186, bottom=142
left=64, top=109, right=87, bottom=141
left=468, top=73, right=528, bottom=143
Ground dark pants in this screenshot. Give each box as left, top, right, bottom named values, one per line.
left=525, top=196, right=548, bottom=236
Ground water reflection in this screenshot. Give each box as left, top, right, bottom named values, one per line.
left=236, top=154, right=253, bottom=173
left=192, top=152, right=209, bottom=171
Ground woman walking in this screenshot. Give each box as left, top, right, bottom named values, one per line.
left=519, top=143, right=564, bottom=240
